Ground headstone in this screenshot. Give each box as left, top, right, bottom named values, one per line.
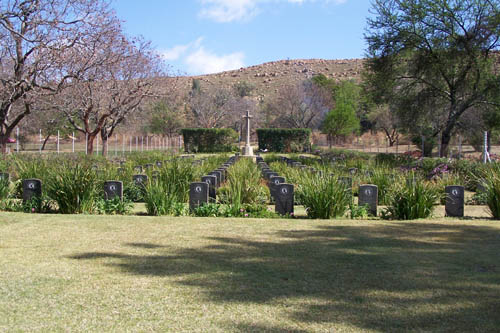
left=156, top=161, right=162, bottom=168
left=269, top=176, right=285, bottom=200
left=104, top=181, right=123, bottom=200
left=22, top=178, right=42, bottom=204
left=144, top=164, right=153, bottom=170
left=201, top=175, right=217, bottom=202
left=209, top=171, right=222, bottom=187
left=338, top=176, right=352, bottom=189
left=133, top=174, right=148, bottom=187
left=275, top=183, right=294, bottom=215
left=348, top=168, right=358, bottom=175
left=189, top=182, right=208, bottom=212
left=117, top=167, right=125, bottom=174
left=215, top=168, right=226, bottom=183
left=358, top=184, right=378, bottom=216
left=266, top=172, right=279, bottom=181
left=476, top=180, right=487, bottom=194
left=91, top=165, right=98, bottom=171
left=134, top=166, right=143, bottom=173
left=445, top=185, right=464, bottom=217
left=119, top=161, right=126, bottom=167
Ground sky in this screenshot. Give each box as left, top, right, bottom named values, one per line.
left=111, top=0, right=372, bottom=76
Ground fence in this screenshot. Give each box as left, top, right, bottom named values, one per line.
left=9, top=131, right=184, bottom=155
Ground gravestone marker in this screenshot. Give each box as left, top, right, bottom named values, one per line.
left=22, top=179, right=42, bottom=204
left=269, top=176, right=285, bottom=200
left=209, top=171, right=222, bottom=187
left=134, top=166, right=143, bottom=173
left=144, top=164, right=153, bottom=170
left=189, top=182, right=208, bottom=212
left=155, top=161, right=162, bottom=168
left=133, top=174, right=148, bottom=187
left=275, top=183, right=294, bottom=215
left=348, top=168, right=358, bottom=175
left=117, top=167, right=125, bottom=174
left=338, top=176, right=352, bottom=189
left=445, top=185, right=464, bottom=217
left=215, top=168, right=226, bottom=183
left=201, top=175, right=217, bottom=202
left=358, top=184, right=378, bottom=216
left=104, top=181, right=123, bottom=200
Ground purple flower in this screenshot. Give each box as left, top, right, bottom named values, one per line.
left=245, top=213, right=249, bottom=217
left=240, top=208, right=245, bottom=212
left=31, top=208, right=35, bottom=213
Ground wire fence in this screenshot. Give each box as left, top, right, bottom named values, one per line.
left=8, top=132, right=184, bottom=155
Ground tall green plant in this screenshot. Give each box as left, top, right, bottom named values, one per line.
left=297, top=174, right=351, bottom=219
left=383, top=177, right=440, bottom=220
left=45, top=164, right=99, bottom=214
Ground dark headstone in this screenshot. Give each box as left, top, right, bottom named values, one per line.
left=201, top=175, right=217, bottom=202
left=338, top=176, right=352, bottom=189
left=209, top=170, right=222, bottom=187
left=215, top=168, right=226, bottom=183
left=155, top=161, right=163, bottom=168
left=189, top=182, right=208, bottom=212
left=358, top=184, right=378, bottom=216
left=269, top=176, right=285, bottom=200
left=133, top=174, right=148, bottom=187
left=144, top=164, right=153, bottom=170
left=104, top=181, right=123, bottom=200
left=134, top=166, right=143, bottom=173
left=22, top=178, right=42, bottom=204
left=117, top=167, right=125, bottom=174
left=348, top=168, right=358, bottom=175
left=266, top=172, right=279, bottom=180
left=445, top=185, right=464, bottom=217
left=275, top=183, right=294, bottom=216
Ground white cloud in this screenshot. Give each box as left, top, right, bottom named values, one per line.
left=198, top=0, right=259, bottom=23
left=186, top=47, right=245, bottom=74
left=160, top=37, right=204, bottom=61
left=198, top=0, right=347, bottom=23
left=161, top=37, right=245, bottom=75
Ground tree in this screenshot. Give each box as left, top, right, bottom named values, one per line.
left=147, top=100, right=186, bottom=139
left=0, top=0, right=115, bottom=153
left=368, top=105, right=400, bottom=146
left=59, top=28, right=161, bottom=155
left=365, top=0, right=500, bottom=156
left=321, top=81, right=361, bottom=146
left=188, top=84, right=234, bottom=128
left=267, top=80, right=332, bottom=129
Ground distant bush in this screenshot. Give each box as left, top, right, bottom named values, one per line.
left=182, top=128, right=238, bottom=153
left=257, top=128, right=311, bottom=153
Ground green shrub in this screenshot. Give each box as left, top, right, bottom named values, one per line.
left=182, top=128, right=238, bottom=153
left=97, top=197, right=133, bottom=215
left=297, top=174, right=351, bottom=219
left=143, top=181, right=178, bottom=216
left=382, top=178, right=440, bottom=220
left=45, top=163, right=99, bottom=214
left=257, top=128, right=311, bottom=153
left=485, top=169, right=500, bottom=219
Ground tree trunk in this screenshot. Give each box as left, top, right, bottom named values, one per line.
left=41, top=134, right=51, bottom=151
left=102, top=137, right=108, bottom=156
left=0, top=136, right=8, bottom=154
left=440, top=129, right=452, bottom=158
left=87, top=133, right=96, bottom=155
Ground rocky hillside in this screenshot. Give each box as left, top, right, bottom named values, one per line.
left=159, top=58, right=365, bottom=100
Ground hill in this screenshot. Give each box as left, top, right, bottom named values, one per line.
left=160, top=58, right=365, bottom=100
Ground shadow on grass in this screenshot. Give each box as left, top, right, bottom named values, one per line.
left=68, top=222, right=500, bottom=331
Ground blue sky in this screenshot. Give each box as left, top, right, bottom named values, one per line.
left=112, top=0, right=372, bottom=75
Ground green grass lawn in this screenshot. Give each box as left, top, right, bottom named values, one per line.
left=1, top=213, right=499, bottom=332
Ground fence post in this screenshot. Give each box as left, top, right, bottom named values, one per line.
left=85, top=133, right=88, bottom=155
left=16, top=127, right=19, bottom=153
left=72, top=132, right=75, bottom=153
left=57, top=130, right=60, bottom=154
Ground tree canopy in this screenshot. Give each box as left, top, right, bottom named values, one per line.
left=365, top=0, right=500, bottom=155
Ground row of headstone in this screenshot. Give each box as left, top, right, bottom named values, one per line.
left=189, top=156, right=237, bottom=212
left=257, top=157, right=293, bottom=215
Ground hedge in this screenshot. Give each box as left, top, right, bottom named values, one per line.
left=256, top=128, right=311, bottom=153
left=181, top=128, right=238, bottom=153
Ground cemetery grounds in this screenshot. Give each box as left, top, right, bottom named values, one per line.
left=0, top=151, right=499, bottom=332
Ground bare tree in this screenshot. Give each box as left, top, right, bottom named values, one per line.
left=266, top=80, right=332, bottom=129
left=0, top=0, right=115, bottom=153
left=58, top=27, right=163, bottom=155
left=368, top=105, right=400, bottom=147
left=188, top=83, right=234, bottom=128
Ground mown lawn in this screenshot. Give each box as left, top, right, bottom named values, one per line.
left=1, top=212, right=499, bottom=332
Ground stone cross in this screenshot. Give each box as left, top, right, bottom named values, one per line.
left=242, top=110, right=254, bottom=156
